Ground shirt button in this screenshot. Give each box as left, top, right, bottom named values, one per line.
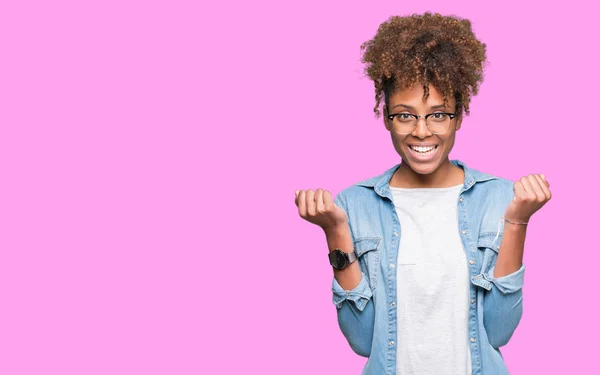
left=471, top=299, right=475, bottom=304
left=390, top=263, right=395, bottom=269
left=459, top=197, right=464, bottom=203
left=390, top=301, right=396, bottom=307
left=393, top=232, right=399, bottom=236
left=389, top=341, right=395, bottom=346
left=469, top=181, right=474, bottom=185
left=469, top=259, right=475, bottom=265
left=462, top=230, right=467, bottom=235
left=471, top=337, right=476, bottom=343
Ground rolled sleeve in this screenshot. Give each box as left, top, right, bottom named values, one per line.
left=333, top=271, right=375, bottom=357
left=481, top=264, right=525, bottom=348
left=482, top=263, right=526, bottom=294
left=332, top=271, right=373, bottom=311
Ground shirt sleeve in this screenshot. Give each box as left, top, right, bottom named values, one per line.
left=332, top=272, right=375, bottom=357
left=482, top=263, right=526, bottom=294
left=479, top=264, right=526, bottom=348
left=331, top=270, right=373, bottom=311
left=329, top=191, right=375, bottom=357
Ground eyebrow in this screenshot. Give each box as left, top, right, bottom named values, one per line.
left=391, top=103, right=447, bottom=110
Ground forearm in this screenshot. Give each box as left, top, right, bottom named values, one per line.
left=483, top=222, right=527, bottom=346
left=494, top=222, right=527, bottom=278
left=326, top=224, right=375, bottom=356
left=324, top=224, right=362, bottom=290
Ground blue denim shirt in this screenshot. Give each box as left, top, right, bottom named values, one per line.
left=332, top=159, right=525, bottom=375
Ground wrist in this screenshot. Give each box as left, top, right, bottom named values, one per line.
left=503, top=218, right=529, bottom=231
left=503, top=215, right=530, bottom=224
left=323, top=224, right=353, bottom=253
left=323, top=223, right=349, bottom=237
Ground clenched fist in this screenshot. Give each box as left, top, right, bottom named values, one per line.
left=294, top=188, right=348, bottom=231
left=504, top=174, right=552, bottom=223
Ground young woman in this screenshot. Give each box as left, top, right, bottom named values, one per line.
left=294, top=13, right=551, bottom=375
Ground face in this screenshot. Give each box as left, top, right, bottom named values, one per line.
left=384, top=84, right=462, bottom=175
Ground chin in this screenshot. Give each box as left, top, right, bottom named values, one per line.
left=403, top=157, right=442, bottom=175
left=412, top=163, right=439, bottom=175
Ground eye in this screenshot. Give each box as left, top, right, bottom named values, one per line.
left=430, top=113, right=449, bottom=121
left=397, top=113, right=414, bottom=122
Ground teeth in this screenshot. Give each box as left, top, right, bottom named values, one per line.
left=410, top=145, right=437, bottom=153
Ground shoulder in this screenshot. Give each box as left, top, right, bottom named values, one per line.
left=334, top=164, right=398, bottom=204
left=478, top=174, right=514, bottom=195
left=466, top=164, right=514, bottom=209
left=334, top=184, right=378, bottom=208
left=461, top=160, right=512, bottom=192
left=482, top=176, right=513, bottom=194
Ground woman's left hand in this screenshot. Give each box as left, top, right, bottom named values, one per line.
left=503, top=174, right=552, bottom=223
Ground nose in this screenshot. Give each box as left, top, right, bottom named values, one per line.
left=411, top=117, right=432, bottom=139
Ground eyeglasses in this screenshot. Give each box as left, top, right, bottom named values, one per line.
left=387, top=112, right=457, bottom=135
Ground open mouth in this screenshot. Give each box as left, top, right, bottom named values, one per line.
left=408, top=145, right=439, bottom=156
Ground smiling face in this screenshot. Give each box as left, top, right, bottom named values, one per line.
left=384, top=84, right=464, bottom=186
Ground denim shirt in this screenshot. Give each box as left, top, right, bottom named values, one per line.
left=332, top=160, right=525, bottom=375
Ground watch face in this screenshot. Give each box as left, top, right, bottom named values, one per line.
left=330, top=250, right=348, bottom=269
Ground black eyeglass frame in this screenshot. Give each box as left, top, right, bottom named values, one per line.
left=386, top=112, right=458, bottom=135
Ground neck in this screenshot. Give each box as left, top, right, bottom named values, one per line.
left=391, top=159, right=464, bottom=188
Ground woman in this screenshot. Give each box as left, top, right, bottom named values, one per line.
left=294, top=12, right=551, bottom=375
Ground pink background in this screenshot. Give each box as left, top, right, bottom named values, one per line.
left=0, top=0, right=597, bottom=374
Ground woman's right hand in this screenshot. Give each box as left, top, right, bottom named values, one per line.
left=294, top=189, right=348, bottom=232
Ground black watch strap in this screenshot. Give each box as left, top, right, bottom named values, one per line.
left=346, top=249, right=358, bottom=264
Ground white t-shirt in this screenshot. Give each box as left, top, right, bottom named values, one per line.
left=390, top=184, right=472, bottom=375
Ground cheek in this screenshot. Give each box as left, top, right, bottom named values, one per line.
left=390, top=134, right=407, bottom=151
left=441, top=134, right=456, bottom=150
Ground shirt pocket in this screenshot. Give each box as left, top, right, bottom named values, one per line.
left=354, top=237, right=382, bottom=290
left=476, top=231, right=501, bottom=273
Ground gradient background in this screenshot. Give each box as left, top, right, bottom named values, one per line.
left=1, top=0, right=597, bottom=374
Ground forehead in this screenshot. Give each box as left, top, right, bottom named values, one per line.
left=388, top=84, right=454, bottom=108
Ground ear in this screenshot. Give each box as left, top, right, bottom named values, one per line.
left=383, top=105, right=391, bottom=131
left=455, top=115, right=463, bottom=131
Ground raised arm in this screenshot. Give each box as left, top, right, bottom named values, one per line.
left=295, top=189, right=375, bottom=356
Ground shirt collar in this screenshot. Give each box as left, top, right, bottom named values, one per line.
left=355, top=159, right=497, bottom=199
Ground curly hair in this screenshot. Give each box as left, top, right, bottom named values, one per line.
left=360, top=12, right=488, bottom=118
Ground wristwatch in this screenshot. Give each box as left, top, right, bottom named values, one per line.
left=328, top=248, right=358, bottom=270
